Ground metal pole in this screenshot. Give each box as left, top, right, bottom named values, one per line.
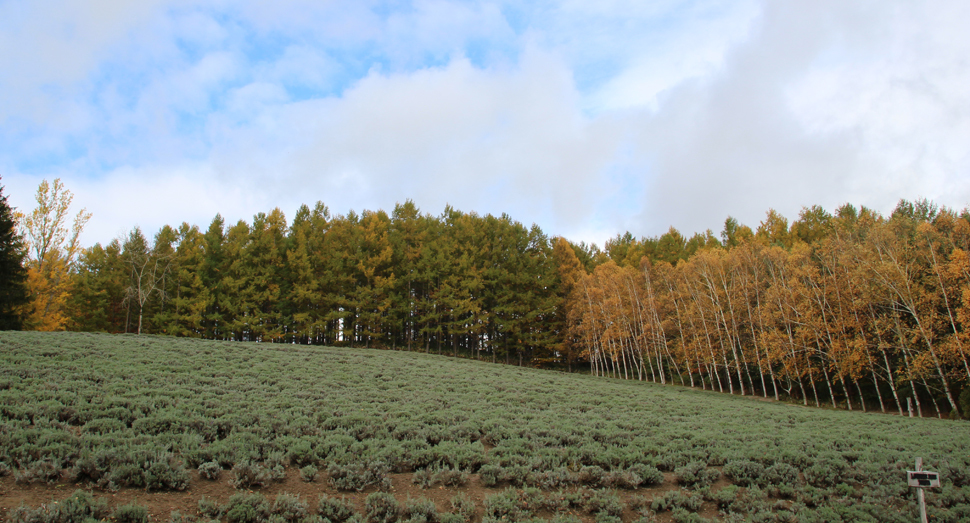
left=916, top=458, right=928, bottom=523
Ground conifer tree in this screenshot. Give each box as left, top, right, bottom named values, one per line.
left=285, top=202, right=330, bottom=344
left=69, top=239, right=127, bottom=332
left=202, top=214, right=227, bottom=339
left=0, top=177, right=28, bottom=329
left=156, top=223, right=211, bottom=337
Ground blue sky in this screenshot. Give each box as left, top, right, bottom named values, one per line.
left=2, top=0, right=969, bottom=248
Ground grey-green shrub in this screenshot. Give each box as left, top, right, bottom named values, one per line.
left=113, top=503, right=149, bottom=523
left=484, top=487, right=541, bottom=521
left=674, top=461, right=718, bottom=487
left=401, top=497, right=437, bottom=523
left=144, top=456, right=190, bottom=491
left=434, top=467, right=469, bottom=487
left=723, top=460, right=765, bottom=487
left=168, top=510, right=197, bottom=523
left=300, top=464, right=318, bottom=482
left=670, top=507, right=710, bottom=523
left=651, top=490, right=702, bottom=513
left=198, top=496, right=223, bottom=519
left=477, top=464, right=502, bottom=487
left=760, top=462, right=799, bottom=487
left=225, top=493, right=270, bottom=523
left=709, top=485, right=739, bottom=510
left=578, top=465, right=606, bottom=487
left=272, top=492, right=309, bottom=522
left=584, top=489, right=623, bottom=517
left=231, top=461, right=274, bottom=489
left=198, top=461, right=222, bottom=480
left=365, top=492, right=400, bottom=523
left=330, top=461, right=390, bottom=491
left=449, top=493, right=475, bottom=523
left=317, top=495, right=356, bottom=523
left=628, top=464, right=664, bottom=486
left=412, top=468, right=434, bottom=488
left=6, top=489, right=110, bottom=523
left=224, top=493, right=270, bottom=523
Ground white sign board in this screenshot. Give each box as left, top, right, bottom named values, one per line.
left=907, top=471, right=940, bottom=488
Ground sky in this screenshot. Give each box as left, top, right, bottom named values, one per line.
left=2, top=0, right=969, bottom=249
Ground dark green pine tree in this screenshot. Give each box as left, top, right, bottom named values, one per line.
left=0, top=177, right=29, bottom=329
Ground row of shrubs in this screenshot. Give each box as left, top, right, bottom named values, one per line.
left=2, top=487, right=706, bottom=523
left=8, top=474, right=959, bottom=523
left=6, top=451, right=190, bottom=492
left=2, top=450, right=942, bottom=497
left=11, top=425, right=952, bottom=494
left=7, top=489, right=474, bottom=523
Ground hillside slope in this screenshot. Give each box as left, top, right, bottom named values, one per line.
left=1, top=331, right=967, bottom=522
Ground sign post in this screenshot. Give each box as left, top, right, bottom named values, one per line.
left=908, top=458, right=941, bottom=523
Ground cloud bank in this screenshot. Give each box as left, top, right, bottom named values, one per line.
left=1, top=1, right=968, bottom=248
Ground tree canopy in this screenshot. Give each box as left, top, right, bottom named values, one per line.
left=12, top=178, right=970, bottom=418
left=0, top=177, right=28, bottom=329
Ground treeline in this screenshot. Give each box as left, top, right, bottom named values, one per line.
left=8, top=177, right=970, bottom=417
left=562, top=201, right=970, bottom=417
left=68, top=201, right=567, bottom=366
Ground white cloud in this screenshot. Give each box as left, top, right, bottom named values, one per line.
left=3, top=0, right=970, bottom=251
left=629, top=1, right=970, bottom=237
left=588, top=1, right=759, bottom=112
left=209, top=48, right=627, bottom=235
left=0, top=0, right=166, bottom=124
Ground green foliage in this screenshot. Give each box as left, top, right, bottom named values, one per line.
left=113, top=503, right=149, bottom=523
left=2, top=331, right=970, bottom=521
left=670, top=507, right=710, bottom=523
left=483, top=488, right=536, bottom=522
left=7, top=489, right=109, bottom=523
left=448, top=493, right=475, bottom=523
left=317, top=495, right=356, bottom=523
left=225, top=493, right=270, bottom=523
left=167, top=510, right=197, bottom=523
left=534, top=467, right=576, bottom=489
left=723, top=459, right=765, bottom=487
left=760, top=462, right=799, bottom=487
left=709, top=485, right=739, bottom=510
left=286, top=439, right=315, bottom=466
left=0, top=178, right=28, bottom=330
left=15, top=460, right=61, bottom=485
left=364, top=492, right=400, bottom=523
left=271, top=492, right=309, bottom=522
left=401, top=497, right=438, bottom=523
left=651, top=490, right=703, bottom=513
left=198, top=496, right=224, bottom=519
left=959, top=387, right=970, bottom=421
left=674, top=461, right=719, bottom=488
left=198, top=461, right=222, bottom=480
left=329, top=461, right=391, bottom=491
left=477, top=464, right=502, bottom=487
left=627, top=464, right=664, bottom=487
left=143, top=455, right=190, bottom=491
left=583, top=489, right=623, bottom=517
left=578, top=465, right=606, bottom=486
left=230, top=461, right=272, bottom=489
left=414, top=466, right=468, bottom=489
left=299, top=464, right=318, bottom=482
